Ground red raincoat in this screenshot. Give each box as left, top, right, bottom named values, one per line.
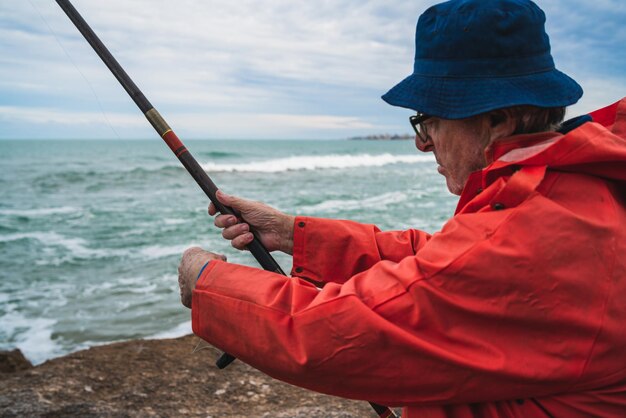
left=193, top=98, right=626, bottom=417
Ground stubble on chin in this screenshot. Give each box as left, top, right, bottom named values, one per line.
left=446, top=180, right=464, bottom=195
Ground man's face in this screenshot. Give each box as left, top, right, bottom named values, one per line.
left=415, top=117, right=490, bottom=195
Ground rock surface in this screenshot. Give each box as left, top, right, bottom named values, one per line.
left=0, top=349, right=32, bottom=373
left=0, top=335, right=391, bottom=418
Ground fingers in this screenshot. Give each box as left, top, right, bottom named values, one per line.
left=214, top=214, right=239, bottom=228
left=221, top=223, right=249, bottom=240
left=231, top=232, right=254, bottom=250
left=208, top=190, right=243, bottom=217
left=223, top=223, right=254, bottom=250
left=206, top=190, right=265, bottom=251
left=208, top=191, right=250, bottom=251
left=216, top=189, right=234, bottom=205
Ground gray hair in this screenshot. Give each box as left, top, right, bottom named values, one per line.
left=506, top=106, right=566, bottom=135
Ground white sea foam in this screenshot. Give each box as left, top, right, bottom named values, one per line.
left=201, top=153, right=434, bottom=173
left=138, top=244, right=199, bottom=260
left=117, top=277, right=142, bottom=286
left=145, top=321, right=192, bottom=340
left=1, top=231, right=202, bottom=263
left=163, top=218, right=187, bottom=225
left=0, top=231, right=85, bottom=248
left=0, top=206, right=80, bottom=217
left=127, top=283, right=158, bottom=294
left=301, top=191, right=411, bottom=214
left=0, top=306, right=62, bottom=365
left=0, top=232, right=127, bottom=260
left=83, top=280, right=116, bottom=295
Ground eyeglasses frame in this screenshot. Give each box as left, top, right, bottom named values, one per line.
left=409, top=114, right=432, bottom=143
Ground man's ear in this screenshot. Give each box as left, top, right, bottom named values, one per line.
left=488, top=110, right=516, bottom=141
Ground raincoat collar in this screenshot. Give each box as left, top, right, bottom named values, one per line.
left=486, top=131, right=562, bottom=164
left=457, top=97, right=626, bottom=214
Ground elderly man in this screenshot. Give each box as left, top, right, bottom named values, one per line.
left=178, top=0, right=626, bottom=416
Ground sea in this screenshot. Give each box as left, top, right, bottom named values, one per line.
left=0, top=139, right=457, bottom=365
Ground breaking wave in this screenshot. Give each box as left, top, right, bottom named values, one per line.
left=0, top=232, right=120, bottom=258
left=0, top=232, right=203, bottom=262
left=201, top=153, right=434, bottom=173
left=146, top=321, right=192, bottom=340
left=138, top=244, right=200, bottom=260
left=0, top=305, right=62, bottom=365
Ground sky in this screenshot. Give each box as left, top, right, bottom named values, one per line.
left=1, top=0, right=625, bottom=140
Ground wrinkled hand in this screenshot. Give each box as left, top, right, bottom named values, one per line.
left=178, top=247, right=226, bottom=309
left=209, top=190, right=295, bottom=254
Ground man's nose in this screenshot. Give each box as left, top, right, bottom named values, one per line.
left=415, top=135, right=434, bottom=153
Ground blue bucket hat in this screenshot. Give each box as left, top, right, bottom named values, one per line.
left=382, top=0, right=583, bottom=119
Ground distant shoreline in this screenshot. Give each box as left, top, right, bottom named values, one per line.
left=349, top=134, right=413, bottom=140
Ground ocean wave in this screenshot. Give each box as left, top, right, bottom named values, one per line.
left=163, top=218, right=188, bottom=225
left=0, top=232, right=127, bottom=260
left=145, top=321, right=192, bottom=340
left=0, top=206, right=80, bottom=217
left=0, top=306, right=61, bottom=365
left=33, top=170, right=97, bottom=186
left=138, top=244, right=199, bottom=260
left=127, top=165, right=181, bottom=175
left=0, top=224, right=17, bottom=233
left=0, top=231, right=83, bottom=246
left=301, top=191, right=411, bottom=214
left=200, top=151, right=240, bottom=159
left=201, top=153, right=434, bottom=173
left=1, top=231, right=204, bottom=264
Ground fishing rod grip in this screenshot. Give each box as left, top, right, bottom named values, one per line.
left=177, top=149, right=284, bottom=369
left=176, top=150, right=286, bottom=275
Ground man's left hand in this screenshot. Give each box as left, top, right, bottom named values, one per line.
left=178, top=247, right=227, bottom=309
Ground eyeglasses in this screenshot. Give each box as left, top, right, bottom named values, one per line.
left=409, top=113, right=432, bottom=143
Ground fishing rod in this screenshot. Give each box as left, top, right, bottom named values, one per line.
left=54, top=2, right=396, bottom=417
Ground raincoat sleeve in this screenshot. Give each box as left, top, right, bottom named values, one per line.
left=192, top=195, right=610, bottom=406
left=289, top=216, right=431, bottom=284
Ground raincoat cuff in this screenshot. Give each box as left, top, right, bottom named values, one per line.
left=195, top=258, right=220, bottom=288
left=191, top=259, right=221, bottom=335
left=196, top=261, right=211, bottom=282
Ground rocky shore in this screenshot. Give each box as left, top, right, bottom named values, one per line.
left=0, top=335, right=383, bottom=418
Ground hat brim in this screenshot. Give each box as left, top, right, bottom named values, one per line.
left=381, top=69, right=583, bottom=119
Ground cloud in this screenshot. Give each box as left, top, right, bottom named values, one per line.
left=0, top=105, right=143, bottom=126
left=0, top=105, right=375, bottom=139
left=2, top=0, right=624, bottom=139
